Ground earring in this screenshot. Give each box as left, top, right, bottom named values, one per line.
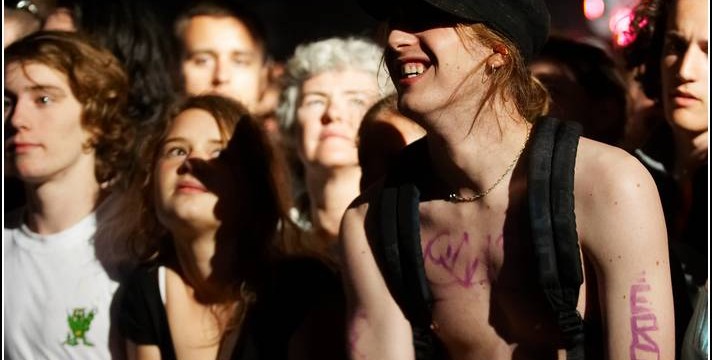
left=493, top=44, right=509, bottom=56
left=483, top=63, right=497, bottom=84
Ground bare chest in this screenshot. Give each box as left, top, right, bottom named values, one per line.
left=419, top=201, right=534, bottom=293
left=418, top=202, right=568, bottom=358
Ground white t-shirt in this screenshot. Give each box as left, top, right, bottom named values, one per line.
left=4, top=212, right=120, bottom=360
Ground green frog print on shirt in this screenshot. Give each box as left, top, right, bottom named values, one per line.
left=63, top=307, right=96, bottom=347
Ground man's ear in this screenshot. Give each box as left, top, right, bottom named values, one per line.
left=487, top=44, right=509, bottom=70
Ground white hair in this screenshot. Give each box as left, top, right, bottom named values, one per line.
left=276, top=37, right=393, bottom=226
left=277, top=36, right=394, bottom=134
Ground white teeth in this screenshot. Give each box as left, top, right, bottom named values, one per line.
left=401, top=62, right=425, bottom=77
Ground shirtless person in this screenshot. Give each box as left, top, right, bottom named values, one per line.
left=342, top=0, right=674, bottom=359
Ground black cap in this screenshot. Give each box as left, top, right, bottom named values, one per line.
left=358, top=0, right=550, bottom=63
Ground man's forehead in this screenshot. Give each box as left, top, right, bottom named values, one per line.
left=184, top=16, right=261, bottom=45
left=5, top=61, right=69, bottom=90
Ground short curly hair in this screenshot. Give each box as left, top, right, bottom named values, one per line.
left=623, top=0, right=670, bottom=101
left=5, top=31, right=135, bottom=185
left=277, top=36, right=393, bottom=135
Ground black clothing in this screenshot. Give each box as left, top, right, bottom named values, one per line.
left=118, top=257, right=344, bottom=360
left=119, top=264, right=174, bottom=359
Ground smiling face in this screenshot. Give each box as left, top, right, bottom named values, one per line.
left=295, top=69, right=380, bottom=170
left=660, top=0, right=708, bottom=133
left=386, top=24, right=490, bottom=121
left=383, top=3, right=494, bottom=123
left=180, top=15, right=266, bottom=111
left=154, top=108, right=235, bottom=234
left=4, top=61, right=95, bottom=184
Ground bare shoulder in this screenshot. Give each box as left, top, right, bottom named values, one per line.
left=573, top=138, right=666, bottom=254
left=570, top=141, right=674, bottom=360
left=342, top=178, right=383, bottom=234
left=574, top=138, right=660, bottom=211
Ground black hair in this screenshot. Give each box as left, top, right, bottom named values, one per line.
left=623, top=0, right=670, bottom=101
left=535, top=36, right=628, bottom=144
left=57, top=0, right=179, bottom=126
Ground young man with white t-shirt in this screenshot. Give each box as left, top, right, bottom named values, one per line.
left=4, top=31, right=135, bottom=359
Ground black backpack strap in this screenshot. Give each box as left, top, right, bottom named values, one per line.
left=377, top=139, right=440, bottom=360
left=528, top=117, right=585, bottom=360
left=396, top=183, right=437, bottom=358
left=378, top=185, right=408, bottom=308
left=551, top=120, right=585, bottom=358
left=378, top=181, right=438, bottom=360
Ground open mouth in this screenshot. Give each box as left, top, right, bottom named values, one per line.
left=401, top=62, right=426, bottom=78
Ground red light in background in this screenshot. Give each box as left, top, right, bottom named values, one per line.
left=584, top=0, right=606, bottom=20
left=609, top=6, right=634, bottom=46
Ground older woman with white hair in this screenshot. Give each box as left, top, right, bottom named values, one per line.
left=278, top=37, right=392, bottom=265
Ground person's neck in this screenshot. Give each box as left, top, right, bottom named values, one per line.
left=173, top=229, right=218, bottom=283
left=24, top=165, right=102, bottom=235
left=305, top=165, right=361, bottom=242
left=671, top=127, right=708, bottom=181
left=172, top=227, right=241, bottom=303
left=421, top=102, right=530, bottom=201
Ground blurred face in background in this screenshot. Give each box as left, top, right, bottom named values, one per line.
left=295, top=69, right=379, bottom=170
left=530, top=60, right=587, bottom=122
left=180, top=15, right=267, bottom=111
left=660, top=0, right=708, bottom=134
left=42, top=7, right=76, bottom=32
left=4, top=8, right=42, bottom=47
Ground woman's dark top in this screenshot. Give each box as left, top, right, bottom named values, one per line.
left=118, top=256, right=345, bottom=360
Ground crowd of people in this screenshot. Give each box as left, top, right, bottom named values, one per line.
left=3, top=0, right=708, bottom=359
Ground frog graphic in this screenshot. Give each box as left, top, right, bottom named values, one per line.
left=63, top=308, right=96, bottom=347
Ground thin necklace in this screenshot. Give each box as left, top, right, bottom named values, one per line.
left=447, top=126, right=531, bottom=203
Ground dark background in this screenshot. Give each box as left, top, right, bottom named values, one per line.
left=157, top=0, right=596, bottom=62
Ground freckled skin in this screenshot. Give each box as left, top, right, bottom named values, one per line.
left=341, top=14, right=674, bottom=360
left=342, top=138, right=674, bottom=360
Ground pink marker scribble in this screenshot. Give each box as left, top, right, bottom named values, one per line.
left=424, top=232, right=483, bottom=288
left=629, top=274, right=660, bottom=360
left=348, top=310, right=368, bottom=359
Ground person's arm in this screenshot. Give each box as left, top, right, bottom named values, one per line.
left=340, top=201, right=414, bottom=360
left=126, top=340, right=161, bottom=360
left=577, top=146, right=675, bottom=360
